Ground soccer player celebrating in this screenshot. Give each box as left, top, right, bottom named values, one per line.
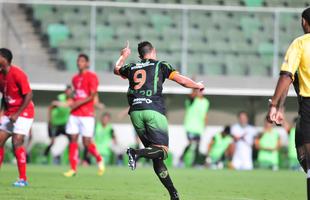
left=64, top=54, right=105, bottom=177
left=267, top=7, right=310, bottom=199
left=114, top=41, right=204, bottom=200
left=0, top=48, right=34, bottom=187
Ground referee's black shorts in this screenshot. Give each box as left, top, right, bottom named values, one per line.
left=297, top=98, right=310, bottom=147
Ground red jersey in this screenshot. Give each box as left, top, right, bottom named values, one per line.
left=0, top=65, right=35, bottom=118
left=71, top=70, right=99, bottom=116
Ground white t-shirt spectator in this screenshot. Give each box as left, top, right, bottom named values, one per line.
left=231, top=123, right=257, bottom=170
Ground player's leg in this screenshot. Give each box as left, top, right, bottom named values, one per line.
left=64, top=115, right=79, bottom=177
left=192, top=135, right=201, bottom=166
left=0, top=116, right=13, bottom=168
left=44, top=124, right=55, bottom=158
left=178, top=133, right=193, bottom=166
left=82, top=136, right=105, bottom=175
left=12, top=134, right=27, bottom=180
left=81, top=117, right=104, bottom=175
left=0, top=131, right=11, bottom=168
left=295, top=116, right=307, bottom=172
left=11, top=117, right=33, bottom=187
left=298, top=101, right=310, bottom=200
left=128, top=111, right=169, bottom=169
left=153, top=158, right=179, bottom=200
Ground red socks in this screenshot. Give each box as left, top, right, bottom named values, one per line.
left=69, top=142, right=79, bottom=171
left=0, top=147, right=4, bottom=168
left=14, top=146, right=27, bottom=180
left=88, top=143, right=102, bottom=162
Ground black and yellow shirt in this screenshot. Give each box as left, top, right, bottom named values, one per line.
left=281, top=33, right=310, bottom=97
left=119, top=59, right=178, bottom=115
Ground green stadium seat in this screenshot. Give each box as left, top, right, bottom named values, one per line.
left=240, top=16, right=261, bottom=38
left=244, top=0, right=263, bottom=7
left=96, top=25, right=115, bottom=44
left=60, top=50, right=79, bottom=71
left=150, top=14, right=173, bottom=32
left=225, top=54, right=248, bottom=76
left=258, top=42, right=274, bottom=55
left=95, top=57, right=111, bottom=72
left=47, top=24, right=70, bottom=48
left=33, top=5, right=53, bottom=20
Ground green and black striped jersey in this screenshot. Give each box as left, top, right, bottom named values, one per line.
left=119, top=59, right=178, bottom=115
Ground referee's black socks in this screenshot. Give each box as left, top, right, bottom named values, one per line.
left=134, top=146, right=166, bottom=160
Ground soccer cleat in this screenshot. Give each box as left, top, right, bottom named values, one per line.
left=170, top=191, right=180, bottom=200
left=63, top=169, right=77, bottom=177
left=12, top=179, right=28, bottom=187
left=97, top=160, right=106, bottom=176
left=127, top=148, right=137, bottom=170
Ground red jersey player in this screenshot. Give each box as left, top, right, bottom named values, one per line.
left=64, top=54, right=105, bottom=177
left=0, top=48, right=34, bottom=187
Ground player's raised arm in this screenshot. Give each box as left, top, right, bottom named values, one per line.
left=114, top=41, right=131, bottom=76
left=171, top=73, right=205, bottom=91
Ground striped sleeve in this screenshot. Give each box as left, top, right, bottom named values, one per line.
left=161, top=61, right=178, bottom=80
left=280, top=38, right=302, bottom=79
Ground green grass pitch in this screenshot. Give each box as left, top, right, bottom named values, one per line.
left=0, top=164, right=306, bottom=200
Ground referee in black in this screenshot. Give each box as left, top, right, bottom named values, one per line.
left=267, top=7, right=310, bottom=199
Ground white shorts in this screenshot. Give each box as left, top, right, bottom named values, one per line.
left=0, top=116, right=33, bottom=136
left=66, top=115, right=95, bottom=137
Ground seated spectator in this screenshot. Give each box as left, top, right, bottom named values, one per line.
left=206, top=126, right=234, bottom=169
left=255, top=120, right=281, bottom=170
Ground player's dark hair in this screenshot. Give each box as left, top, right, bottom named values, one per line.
left=223, top=125, right=231, bottom=135
left=78, top=53, right=89, bottom=62
left=138, top=41, right=154, bottom=59
left=65, top=84, right=72, bottom=90
left=302, top=7, right=310, bottom=25
left=102, top=112, right=111, bottom=118
left=0, top=48, right=13, bottom=64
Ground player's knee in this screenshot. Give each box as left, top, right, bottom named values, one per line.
left=12, top=135, right=24, bottom=148
left=69, top=135, right=78, bottom=143
left=82, top=138, right=91, bottom=147
left=151, top=145, right=168, bottom=160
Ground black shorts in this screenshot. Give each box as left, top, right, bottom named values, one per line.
left=297, top=98, right=310, bottom=147
left=186, top=132, right=201, bottom=141
left=130, top=110, right=169, bottom=147
left=48, top=124, right=66, bottom=138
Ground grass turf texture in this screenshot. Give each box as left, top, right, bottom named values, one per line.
left=0, top=164, right=306, bottom=200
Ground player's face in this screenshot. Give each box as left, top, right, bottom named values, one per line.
left=151, top=48, right=157, bottom=59
left=238, top=113, right=248, bottom=126
left=77, top=57, right=89, bottom=71
left=65, top=88, right=72, bottom=97
left=301, top=18, right=310, bottom=34
left=101, top=115, right=110, bottom=125
left=264, top=120, right=273, bottom=130
left=0, top=55, right=8, bottom=70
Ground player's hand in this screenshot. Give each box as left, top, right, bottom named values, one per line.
left=120, top=41, right=131, bottom=58
left=197, top=82, right=205, bottom=91
left=70, top=102, right=79, bottom=111
left=266, top=106, right=277, bottom=123
left=274, top=109, right=284, bottom=125
left=9, top=113, right=19, bottom=123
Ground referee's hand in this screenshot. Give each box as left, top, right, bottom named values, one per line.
left=266, top=106, right=284, bottom=126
